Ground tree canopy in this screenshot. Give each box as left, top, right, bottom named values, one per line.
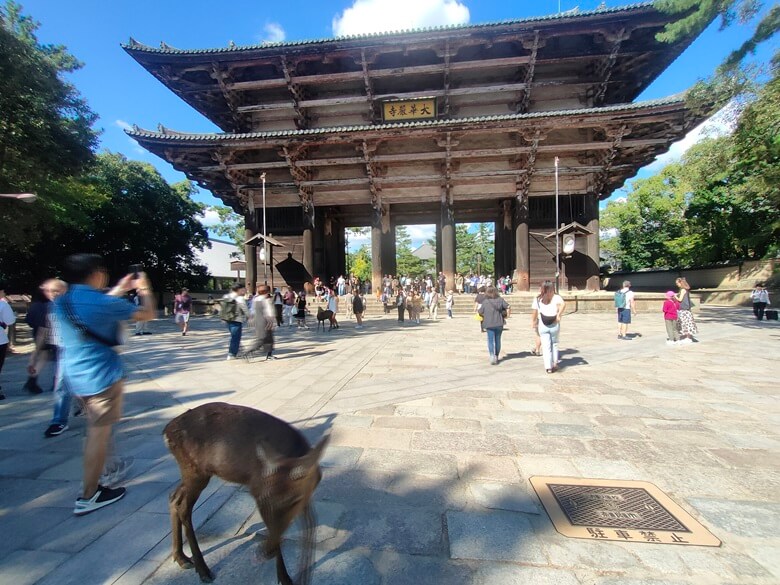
left=601, top=71, right=779, bottom=270
left=0, top=2, right=210, bottom=292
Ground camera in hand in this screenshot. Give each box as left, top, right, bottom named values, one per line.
left=129, top=264, right=143, bottom=278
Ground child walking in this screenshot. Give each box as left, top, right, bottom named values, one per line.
left=662, top=290, right=679, bottom=345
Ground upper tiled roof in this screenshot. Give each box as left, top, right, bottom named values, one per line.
left=123, top=2, right=656, bottom=55
left=126, top=93, right=687, bottom=142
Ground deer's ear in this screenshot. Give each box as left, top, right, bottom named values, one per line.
left=311, top=434, right=330, bottom=462
left=293, top=434, right=330, bottom=473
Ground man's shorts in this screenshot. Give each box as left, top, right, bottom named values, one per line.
left=174, top=312, right=190, bottom=323
left=617, top=307, right=632, bottom=324
left=82, top=380, right=124, bottom=426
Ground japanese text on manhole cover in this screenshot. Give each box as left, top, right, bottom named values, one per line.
left=530, top=476, right=721, bottom=547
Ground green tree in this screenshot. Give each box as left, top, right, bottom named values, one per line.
left=0, top=153, right=210, bottom=291
left=395, top=225, right=428, bottom=276
left=601, top=165, right=688, bottom=271
left=349, top=244, right=372, bottom=282
left=207, top=204, right=244, bottom=257
left=0, top=1, right=99, bottom=253
left=657, top=0, right=779, bottom=71
left=657, top=1, right=779, bottom=112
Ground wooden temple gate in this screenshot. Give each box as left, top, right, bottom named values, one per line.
left=124, top=2, right=707, bottom=293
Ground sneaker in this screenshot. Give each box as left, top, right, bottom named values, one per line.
left=226, top=355, right=235, bottom=361
left=666, top=340, right=675, bottom=346
left=265, top=355, right=278, bottom=361
left=100, top=457, right=134, bottom=487
left=74, top=485, right=126, bottom=516
left=44, top=423, right=69, bottom=437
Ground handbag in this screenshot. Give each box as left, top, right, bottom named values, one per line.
left=473, top=313, right=483, bottom=322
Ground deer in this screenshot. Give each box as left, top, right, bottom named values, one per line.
left=315, top=307, right=336, bottom=332
left=163, top=402, right=329, bottom=584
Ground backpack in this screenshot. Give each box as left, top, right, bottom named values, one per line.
left=219, top=297, right=239, bottom=322
left=614, top=290, right=626, bottom=308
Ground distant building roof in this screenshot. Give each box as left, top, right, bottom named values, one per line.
left=412, top=242, right=436, bottom=260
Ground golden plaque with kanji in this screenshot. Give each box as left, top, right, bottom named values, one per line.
left=381, top=98, right=437, bottom=122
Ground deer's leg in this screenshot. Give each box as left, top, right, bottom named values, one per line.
left=297, top=504, right=317, bottom=585
left=257, top=504, right=293, bottom=585
left=169, top=483, right=193, bottom=569
left=176, top=475, right=213, bottom=583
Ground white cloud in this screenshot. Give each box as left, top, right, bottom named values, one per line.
left=332, top=0, right=469, bottom=36
left=261, top=22, right=286, bottom=43
left=642, top=101, right=741, bottom=174
left=200, top=208, right=222, bottom=227
left=115, top=119, right=133, bottom=132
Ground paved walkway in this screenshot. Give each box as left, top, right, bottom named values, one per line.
left=0, top=304, right=778, bottom=585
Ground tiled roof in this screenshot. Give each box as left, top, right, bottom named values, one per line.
left=126, top=94, right=687, bottom=142
left=123, top=2, right=655, bottom=55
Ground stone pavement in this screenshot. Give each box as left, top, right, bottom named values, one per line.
left=0, top=303, right=778, bottom=585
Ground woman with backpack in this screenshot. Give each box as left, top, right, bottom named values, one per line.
left=478, top=286, right=510, bottom=365
left=531, top=280, right=565, bottom=373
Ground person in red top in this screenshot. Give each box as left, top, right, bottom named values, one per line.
left=173, top=288, right=192, bottom=336
left=662, top=290, right=679, bottom=345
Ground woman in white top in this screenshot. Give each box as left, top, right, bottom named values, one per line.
left=531, top=280, right=565, bottom=374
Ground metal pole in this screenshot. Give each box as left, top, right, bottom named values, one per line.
left=554, top=156, right=560, bottom=293
left=261, top=173, right=267, bottom=284
left=345, top=229, right=350, bottom=276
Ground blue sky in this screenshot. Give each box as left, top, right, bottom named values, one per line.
left=18, top=0, right=775, bottom=245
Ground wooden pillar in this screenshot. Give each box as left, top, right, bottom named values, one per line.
left=441, top=200, right=456, bottom=291
left=371, top=224, right=383, bottom=294
left=585, top=192, right=600, bottom=291
left=303, top=228, right=314, bottom=279
left=435, top=226, right=443, bottom=274
left=244, top=215, right=257, bottom=294
left=513, top=195, right=530, bottom=291
left=380, top=224, right=396, bottom=278
left=496, top=200, right=515, bottom=279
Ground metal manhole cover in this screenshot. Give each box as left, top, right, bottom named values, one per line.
left=530, top=476, right=721, bottom=547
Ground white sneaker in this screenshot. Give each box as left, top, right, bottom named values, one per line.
left=226, top=355, right=235, bottom=361
left=679, top=338, right=693, bottom=344
left=666, top=340, right=675, bottom=346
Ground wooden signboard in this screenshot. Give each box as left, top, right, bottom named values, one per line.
left=381, top=98, right=437, bottom=122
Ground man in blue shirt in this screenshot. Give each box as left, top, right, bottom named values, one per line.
left=55, top=254, right=155, bottom=515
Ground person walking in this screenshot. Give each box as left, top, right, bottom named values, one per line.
left=478, top=286, right=510, bottom=365
left=750, top=283, right=770, bottom=320
left=221, top=283, right=249, bottom=359
left=353, top=289, right=365, bottom=329
left=429, top=288, right=440, bottom=320
left=23, top=279, right=67, bottom=394
left=396, top=288, right=406, bottom=323
left=675, top=277, right=697, bottom=343
left=0, top=281, right=17, bottom=401
left=615, top=280, right=636, bottom=340
left=662, top=290, right=680, bottom=345
left=282, top=286, right=295, bottom=327
left=294, top=290, right=309, bottom=329
left=173, top=287, right=192, bottom=336
left=251, top=285, right=277, bottom=360
left=411, top=289, right=423, bottom=324
left=272, top=288, right=284, bottom=327
left=474, top=286, right=487, bottom=333
left=445, top=290, right=454, bottom=319
left=54, top=254, right=155, bottom=515
left=326, top=288, right=339, bottom=329
left=531, top=280, right=565, bottom=374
